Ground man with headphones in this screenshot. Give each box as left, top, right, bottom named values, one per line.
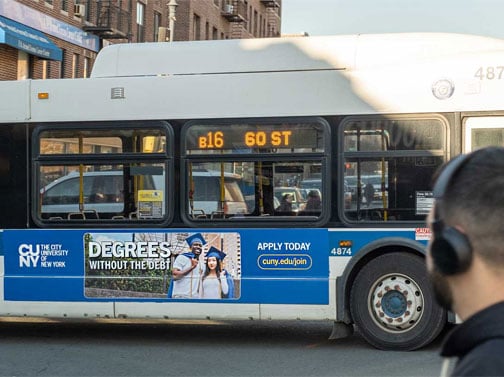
left=426, top=146, right=504, bottom=376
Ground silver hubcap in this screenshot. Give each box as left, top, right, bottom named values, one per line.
left=368, top=274, right=424, bottom=333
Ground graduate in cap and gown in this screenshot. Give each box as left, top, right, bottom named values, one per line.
left=200, top=246, right=234, bottom=299
left=168, top=233, right=206, bottom=298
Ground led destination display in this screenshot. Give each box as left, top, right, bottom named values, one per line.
left=185, top=122, right=326, bottom=153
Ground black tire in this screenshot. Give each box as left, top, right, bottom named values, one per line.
left=350, top=252, right=446, bottom=351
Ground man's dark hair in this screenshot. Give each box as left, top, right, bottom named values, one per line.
left=439, top=146, right=504, bottom=267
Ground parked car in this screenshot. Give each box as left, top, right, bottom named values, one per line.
left=40, top=170, right=164, bottom=219
left=345, top=176, right=364, bottom=198
left=300, top=178, right=321, bottom=190
left=189, top=170, right=248, bottom=216
left=41, top=169, right=248, bottom=219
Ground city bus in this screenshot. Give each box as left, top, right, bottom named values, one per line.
left=1, top=32, right=503, bottom=351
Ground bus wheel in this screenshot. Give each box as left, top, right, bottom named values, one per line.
left=350, top=252, right=446, bottom=351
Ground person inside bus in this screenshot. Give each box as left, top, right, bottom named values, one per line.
left=364, top=181, right=375, bottom=207
left=426, top=147, right=504, bottom=376
left=277, top=193, right=293, bottom=212
left=168, top=233, right=206, bottom=299
left=199, top=246, right=230, bottom=299
left=304, top=190, right=321, bottom=211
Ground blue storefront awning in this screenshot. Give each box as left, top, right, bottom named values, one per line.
left=0, top=15, right=62, bottom=61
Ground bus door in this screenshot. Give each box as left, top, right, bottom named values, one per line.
left=464, top=116, right=504, bottom=152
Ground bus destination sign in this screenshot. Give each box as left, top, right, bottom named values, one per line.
left=185, top=123, right=325, bottom=153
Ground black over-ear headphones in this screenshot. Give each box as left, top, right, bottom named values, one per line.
left=430, top=154, right=473, bottom=275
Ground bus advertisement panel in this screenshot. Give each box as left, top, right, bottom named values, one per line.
left=3, top=229, right=329, bottom=303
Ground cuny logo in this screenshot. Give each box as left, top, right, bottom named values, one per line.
left=18, top=244, right=40, bottom=268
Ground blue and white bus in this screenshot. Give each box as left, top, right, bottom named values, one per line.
left=1, top=32, right=503, bottom=350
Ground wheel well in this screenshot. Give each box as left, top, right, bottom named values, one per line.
left=338, top=242, right=425, bottom=324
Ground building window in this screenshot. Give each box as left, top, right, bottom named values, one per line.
left=153, top=12, right=161, bottom=42
left=83, top=57, right=90, bottom=78
left=212, top=27, right=218, bottom=40
left=244, top=1, right=249, bottom=31
left=61, top=0, right=68, bottom=12
left=245, top=5, right=252, bottom=33
left=42, top=60, right=51, bottom=79
left=213, top=0, right=219, bottom=6
left=59, top=49, right=66, bottom=78
left=253, top=10, right=258, bottom=36
left=193, top=14, right=201, bottom=41
left=136, top=2, right=145, bottom=42
left=29, top=56, right=34, bottom=79
left=72, top=53, right=79, bottom=78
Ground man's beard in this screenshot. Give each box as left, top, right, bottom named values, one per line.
left=428, top=268, right=453, bottom=311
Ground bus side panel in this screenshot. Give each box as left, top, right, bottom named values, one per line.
left=2, top=229, right=329, bottom=308
left=0, top=81, right=30, bottom=123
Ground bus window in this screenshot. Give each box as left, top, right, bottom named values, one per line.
left=183, top=119, right=329, bottom=221
left=342, top=116, right=447, bottom=222
left=464, top=116, right=504, bottom=152
left=33, top=123, right=172, bottom=224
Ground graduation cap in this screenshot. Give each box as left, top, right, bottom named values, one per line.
left=185, top=233, right=206, bottom=247
left=205, top=246, right=226, bottom=261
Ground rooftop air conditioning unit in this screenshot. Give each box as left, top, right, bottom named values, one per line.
left=74, top=4, right=85, bottom=17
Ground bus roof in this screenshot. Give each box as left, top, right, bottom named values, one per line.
left=90, top=33, right=504, bottom=78
left=2, top=32, right=504, bottom=123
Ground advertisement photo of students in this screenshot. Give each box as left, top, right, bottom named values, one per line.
left=84, top=232, right=241, bottom=300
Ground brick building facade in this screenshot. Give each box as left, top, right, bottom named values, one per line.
left=0, top=0, right=281, bottom=81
